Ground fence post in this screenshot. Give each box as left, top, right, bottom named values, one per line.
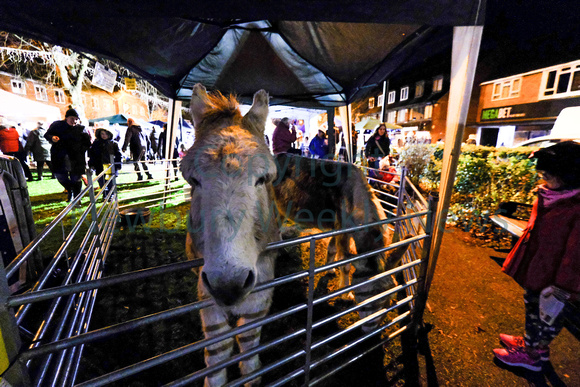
left=394, top=167, right=407, bottom=238
left=412, top=193, right=439, bottom=330
left=0, top=253, right=31, bottom=386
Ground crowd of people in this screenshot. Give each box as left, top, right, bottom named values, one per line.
left=0, top=108, right=184, bottom=202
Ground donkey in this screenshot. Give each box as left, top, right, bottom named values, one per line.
left=273, top=153, right=406, bottom=330
left=182, top=84, right=407, bottom=386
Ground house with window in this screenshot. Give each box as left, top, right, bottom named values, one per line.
left=475, top=59, right=580, bottom=146
left=349, top=49, right=458, bottom=148
left=0, top=71, right=157, bottom=130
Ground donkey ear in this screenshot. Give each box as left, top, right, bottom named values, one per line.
left=242, top=89, right=269, bottom=136
left=190, top=83, right=211, bottom=128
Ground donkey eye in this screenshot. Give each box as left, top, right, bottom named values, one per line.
left=255, top=174, right=269, bottom=186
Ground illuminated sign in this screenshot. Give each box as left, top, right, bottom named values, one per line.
left=481, top=106, right=526, bottom=121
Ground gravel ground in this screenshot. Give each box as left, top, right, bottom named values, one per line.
left=416, top=227, right=580, bottom=386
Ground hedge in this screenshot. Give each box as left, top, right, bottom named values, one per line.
left=401, top=144, right=539, bottom=232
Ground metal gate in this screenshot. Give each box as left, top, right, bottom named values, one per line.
left=0, top=159, right=437, bottom=386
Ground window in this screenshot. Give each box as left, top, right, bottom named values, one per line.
left=400, top=86, right=409, bottom=101
left=388, top=90, right=396, bottom=104
left=415, top=81, right=424, bottom=98
left=424, top=105, right=433, bottom=120
left=491, top=77, right=521, bottom=101
left=91, top=96, right=99, bottom=109
left=433, top=76, right=444, bottom=92
left=377, top=94, right=384, bottom=107
left=410, top=106, right=425, bottom=121
left=368, top=97, right=375, bottom=109
left=11, top=79, right=26, bottom=94
left=54, top=89, right=66, bottom=104
left=397, top=109, right=408, bottom=123
left=387, top=110, right=396, bottom=123
left=541, top=61, right=580, bottom=98
left=123, top=103, right=130, bottom=114
left=81, top=94, right=88, bottom=107
left=34, top=85, right=48, bottom=101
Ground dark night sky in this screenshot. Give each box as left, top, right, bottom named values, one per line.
left=476, top=0, right=580, bottom=82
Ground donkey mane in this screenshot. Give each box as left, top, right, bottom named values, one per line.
left=196, top=91, right=243, bottom=138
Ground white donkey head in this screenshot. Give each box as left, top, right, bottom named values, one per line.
left=181, top=84, right=279, bottom=306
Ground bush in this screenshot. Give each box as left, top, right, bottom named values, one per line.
left=408, top=144, right=539, bottom=235
left=398, top=144, right=435, bottom=187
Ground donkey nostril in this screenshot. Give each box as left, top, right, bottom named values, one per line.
left=243, top=270, right=255, bottom=290
left=201, top=272, right=212, bottom=290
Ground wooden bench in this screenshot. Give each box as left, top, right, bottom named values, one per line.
left=490, top=201, right=532, bottom=240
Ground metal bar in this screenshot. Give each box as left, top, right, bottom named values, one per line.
left=33, top=236, right=100, bottom=386
left=15, top=218, right=97, bottom=323
left=8, top=260, right=203, bottom=307
left=264, top=211, right=428, bottom=252
left=303, top=238, right=317, bottom=385
left=75, top=301, right=308, bottom=387
left=5, top=185, right=92, bottom=277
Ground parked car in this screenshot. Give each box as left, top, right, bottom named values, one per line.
left=514, top=136, right=580, bottom=148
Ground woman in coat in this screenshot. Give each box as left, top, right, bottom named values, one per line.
left=364, top=123, right=390, bottom=169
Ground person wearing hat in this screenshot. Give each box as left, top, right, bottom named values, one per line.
left=45, top=107, right=92, bottom=201
left=122, top=117, right=152, bottom=181
left=89, top=127, right=122, bottom=199
left=25, top=121, right=53, bottom=180
left=494, top=141, right=580, bottom=372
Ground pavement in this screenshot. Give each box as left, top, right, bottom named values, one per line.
left=414, top=227, right=580, bottom=386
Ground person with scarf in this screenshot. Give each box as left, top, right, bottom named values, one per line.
left=494, top=141, right=580, bottom=372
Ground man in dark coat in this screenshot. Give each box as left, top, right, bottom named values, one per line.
left=25, top=121, right=53, bottom=180
left=122, top=118, right=153, bottom=181
left=45, top=108, right=92, bottom=201
left=157, top=123, right=180, bottom=181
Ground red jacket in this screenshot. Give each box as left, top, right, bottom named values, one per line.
left=502, top=190, right=580, bottom=295
left=272, top=121, right=297, bottom=154
left=0, top=126, right=21, bottom=153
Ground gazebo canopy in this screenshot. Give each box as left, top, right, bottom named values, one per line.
left=0, top=0, right=485, bottom=107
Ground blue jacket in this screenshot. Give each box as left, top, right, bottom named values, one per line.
left=309, top=135, right=328, bottom=158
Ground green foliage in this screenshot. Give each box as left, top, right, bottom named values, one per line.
left=421, top=144, right=539, bottom=235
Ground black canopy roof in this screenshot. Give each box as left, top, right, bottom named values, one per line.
left=0, top=0, right=485, bottom=107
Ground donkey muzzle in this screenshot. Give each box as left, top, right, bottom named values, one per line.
left=201, top=268, right=256, bottom=306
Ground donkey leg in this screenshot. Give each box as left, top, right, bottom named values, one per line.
left=200, top=306, right=233, bottom=387
left=235, top=309, right=268, bottom=387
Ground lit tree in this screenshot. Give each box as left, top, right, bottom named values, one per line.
left=0, top=31, right=168, bottom=120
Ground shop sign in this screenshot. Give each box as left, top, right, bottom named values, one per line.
left=481, top=106, right=526, bottom=121
left=124, top=78, right=137, bottom=90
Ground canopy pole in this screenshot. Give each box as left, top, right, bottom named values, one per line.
left=380, top=80, right=389, bottom=122
left=326, top=108, right=336, bottom=157
left=162, top=99, right=182, bottom=207
left=426, top=26, right=483, bottom=294
left=338, top=105, right=352, bottom=163
left=165, top=99, right=181, bottom=161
